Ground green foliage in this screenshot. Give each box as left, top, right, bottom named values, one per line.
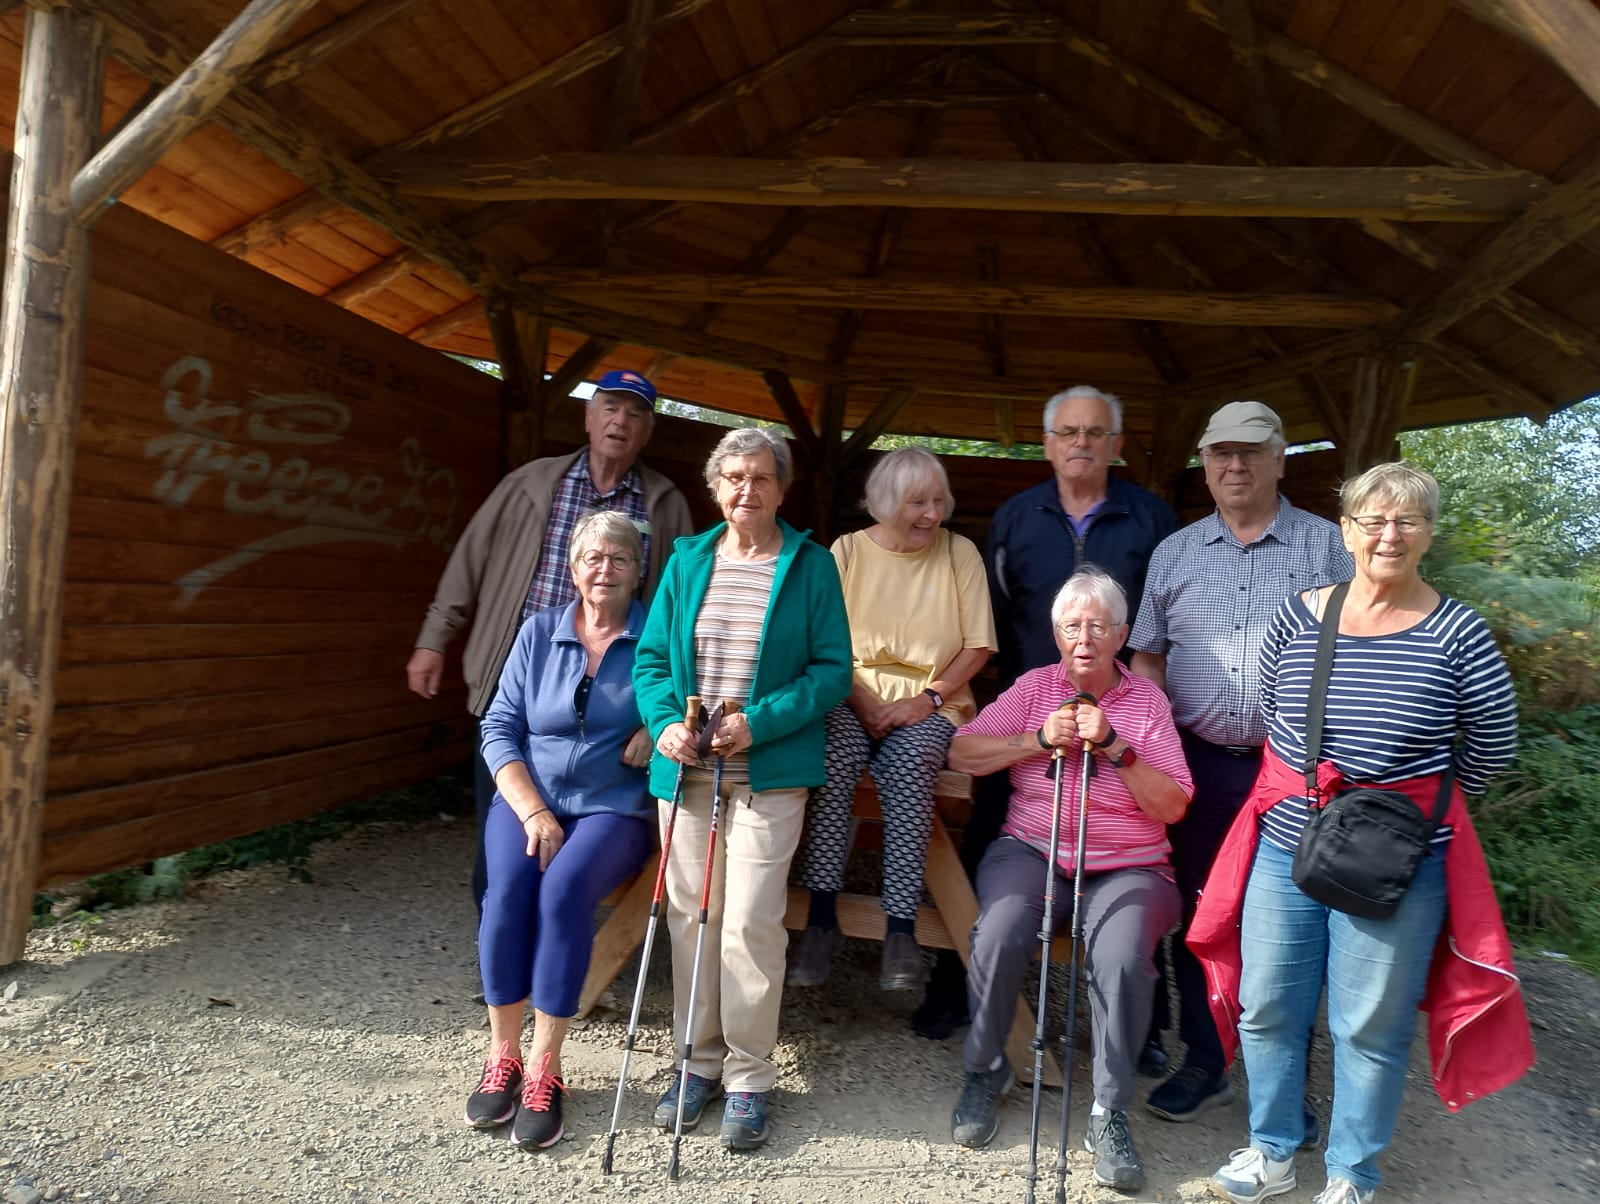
left=33, top=770, right=472, bottom=924
left=1400, top=398, right=1600, bottom=967
left=1475, top=705, right=1600, bottom=971
left=870, top=432, right=1046, bottom=460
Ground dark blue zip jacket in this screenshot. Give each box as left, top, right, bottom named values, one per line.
left=987, top=474, right=1179, bottom=684
left=479, top=598, right=651, bottom=818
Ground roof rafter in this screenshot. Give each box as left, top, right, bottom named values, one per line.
left=250, top=0, right=428, bottom=90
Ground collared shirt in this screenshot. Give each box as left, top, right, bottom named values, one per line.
left=521, top=453, right=653, bottom=621
left=955, top=661, right=1193, bottom=875
left=988, top=474, right=1179, bottom=684
left=1128, top=497, right=1352, bottom=748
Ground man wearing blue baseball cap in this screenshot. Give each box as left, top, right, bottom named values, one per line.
left=407, top=369, right=693, bottom=912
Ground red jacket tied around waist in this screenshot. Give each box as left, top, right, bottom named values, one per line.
left=1187, top=743, right=1534, bottom=1112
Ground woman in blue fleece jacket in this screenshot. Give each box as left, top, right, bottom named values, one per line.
left=464, top=511, right=655, bottom=1152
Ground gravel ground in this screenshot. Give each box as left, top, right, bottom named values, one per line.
left=2, top=814, right=1597, bottom=1204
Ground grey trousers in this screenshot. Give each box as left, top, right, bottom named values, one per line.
left=964, top=836, right=1180, bottom=1112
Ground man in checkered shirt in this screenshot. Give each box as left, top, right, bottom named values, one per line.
left=1128, top=401, right=1352, bottom=1125
left=406, top=370, right=693, bottom=913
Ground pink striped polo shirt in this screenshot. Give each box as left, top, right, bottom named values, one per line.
left=956, top=661, right=1192, bottom=875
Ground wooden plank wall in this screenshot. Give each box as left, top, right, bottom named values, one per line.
left=38, top=203, right=500, bottom=886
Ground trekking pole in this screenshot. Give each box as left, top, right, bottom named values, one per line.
left=1053, top=691, right=1098, bottom=1204
left=667, top=700, right=732, bottom=1182
left=1024, top=697, right=1074, bottom=1204
left=601, top=696, right=703, bottom=1176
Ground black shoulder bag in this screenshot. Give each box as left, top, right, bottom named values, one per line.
left=1292, top=580, right=1455, bottom=921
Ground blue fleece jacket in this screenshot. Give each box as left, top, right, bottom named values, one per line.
left=633, top=519, right=852, bottom=798
left=479, top=598, right=651, bottom=818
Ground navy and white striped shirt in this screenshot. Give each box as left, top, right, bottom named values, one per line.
left=1258, top=591, right=1518, bottom=853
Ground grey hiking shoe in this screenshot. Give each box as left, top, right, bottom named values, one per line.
left=951, top=1059, right=1014, bottom=1148
left=719, top=1091, right=769, bottom=1149
left=1085, top=1109, right=1144, bottom=1192
left=653, top=1071, right=721, bottom=1131
left=786, top=926, right=842, bottom=987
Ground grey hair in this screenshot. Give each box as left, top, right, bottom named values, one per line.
left=1043, top=385, right=1123, bottom=435
left=703, top=426, right=794, bottom=494
left=1049, top=566, right=1129, bottom=631
left=1339, top=461, right=1440, bottom=522
left=863, top=447, right=955, bottom=523
left=567, top=508, right=644, bottom=569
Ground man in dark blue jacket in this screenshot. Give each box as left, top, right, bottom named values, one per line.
left=988, top=385, right=1179, bottom=684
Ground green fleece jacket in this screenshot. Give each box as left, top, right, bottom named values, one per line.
left=633, top=519, right=852, bottom=798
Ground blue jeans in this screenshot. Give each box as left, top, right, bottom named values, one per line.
left=1238, top=837, right=1447, bottom=1193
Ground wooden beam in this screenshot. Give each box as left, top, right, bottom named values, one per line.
left=1357, top=217, right=1600, bottom=371
left=251, top=0, right=428, bottom=89
left=832, top=9, right=1064, bottom=45
left=840, top=390, right=917, bottom=460
left=71, top=0, right=320, bottom=223
left=211, top=0, right=723, bottom=253
left=1384, top=152, right=1600, bottom=342
left=515, top=269, right=1398, bottom=327
left=1455, top=0, right=1600, bottom=113
left=1432, top=337, right=1557, bottom=417
left=1070, top=215, right=1185, bottom=381
left=1343, top=352, right=1418, bottom=474
left=763, top=371, right=820, bottom=460
left=408, top=297, right=486, bottom=344
left=544, top=336, right=617, bottom=403
left=1162, top=331, right=1376, bottom=402
left=603, top=0, right=655, bottom=150
left=325, top=202, right=534, bottom=307
left=384, top=153, right=1546, bottom=220
left=1, top=3, right=106, bottom=964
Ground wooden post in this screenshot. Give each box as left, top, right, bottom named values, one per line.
left=0, top=5, right=106, bottom=965
left=1343, top=352, right=1419, bottom=476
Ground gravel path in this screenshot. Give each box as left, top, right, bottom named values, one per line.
left=2, top=814, right=1596, bottom=1204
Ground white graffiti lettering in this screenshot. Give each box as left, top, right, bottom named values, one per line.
left=145, top=354, right=459, bottom=604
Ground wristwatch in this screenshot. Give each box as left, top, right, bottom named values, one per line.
left=923, top=687, right=944, bottom=708
left=1106, top=741, right=1136, bottom=769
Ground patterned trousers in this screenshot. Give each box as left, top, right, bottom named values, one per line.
left=796, top=702, right=955, bottom=921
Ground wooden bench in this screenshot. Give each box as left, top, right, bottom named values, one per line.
left=576, top=768, right=1072, bottom=1085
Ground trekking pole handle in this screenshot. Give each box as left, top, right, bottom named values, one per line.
left=1074, top=691, right=1099, bottom=753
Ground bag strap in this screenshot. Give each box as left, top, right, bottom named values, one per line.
left=1302, top=581, right=1350, bottom=802
left=1302, top=579, right=1458, bottom=827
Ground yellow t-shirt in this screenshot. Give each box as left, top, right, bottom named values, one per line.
left=831, top=527, right=997, bottom=725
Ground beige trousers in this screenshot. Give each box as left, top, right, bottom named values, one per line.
left=659, top=776, right=808, bottom=1093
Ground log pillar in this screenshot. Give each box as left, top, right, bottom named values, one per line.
left=486, top=292, right=552, bottom=470
left=0, top=6, right=107, bottom=965
left=1146, top=402, right=1210, bottom=505
left=1342, top=350, right=1420, bottom=476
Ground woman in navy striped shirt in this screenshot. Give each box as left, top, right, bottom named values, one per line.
left=1207, top=463, right=1520, bottom=1204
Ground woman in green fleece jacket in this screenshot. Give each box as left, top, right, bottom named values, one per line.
left=633, top=426, right=851, bottom=1152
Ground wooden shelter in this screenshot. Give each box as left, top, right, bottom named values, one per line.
left=6, top=0, right=1600, bottom=962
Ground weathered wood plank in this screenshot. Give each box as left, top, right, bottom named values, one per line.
left=251, top=0, right=430, bottom=90
left=72, top=0, right=321, bottom=224
left=382, top=152, right=1547, bottom=220
left=1455, top=0, right=1600, bottom=112
left=517, top=268, right=1398, bottom=327
left=0, top=2, right=106, bottom=963
left=831, top=9, right=1064, bottom=44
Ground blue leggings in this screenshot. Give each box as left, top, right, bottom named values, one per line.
left=478, top=805, right=652, bottom=1016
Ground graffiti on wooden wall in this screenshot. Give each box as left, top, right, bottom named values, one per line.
left=145, top=353, right=460, bottom=604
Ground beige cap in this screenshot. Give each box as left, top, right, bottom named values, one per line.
left=1198, top=400, right=1284, bottom=448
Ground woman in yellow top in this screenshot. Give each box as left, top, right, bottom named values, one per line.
left=790, top=448, right=996, bottom=990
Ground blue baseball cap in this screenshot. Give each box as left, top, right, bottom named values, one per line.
left=593, top=369, right=657, bottom=408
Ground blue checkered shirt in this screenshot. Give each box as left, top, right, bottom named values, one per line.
left=1128, top=498, right=1353, bottom=748
left=521, top=454, right=653, bottom=621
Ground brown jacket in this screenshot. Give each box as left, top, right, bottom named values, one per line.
left=414, top=449, right=694, bottom=715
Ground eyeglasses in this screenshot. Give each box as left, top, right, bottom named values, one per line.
left=1202, top=447, right=1267, bottom=465
left=579, top=551, right=636, bottom=569
left=717, top=470, right=779, bottom=492
left=1047, top=426, right=1117, bottom=442
left=1348, top=514, right=1430, bottom=536
left=1056, top=620, right=1113, bottom=640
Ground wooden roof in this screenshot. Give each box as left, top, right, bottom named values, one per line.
left=8, top=0, right=1600, bottom=468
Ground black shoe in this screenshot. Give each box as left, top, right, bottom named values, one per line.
left=509, top=1053, right=565, bottom=1150
left=912, top=953, right=971, bottom=1040
left=1137, top=1035, right=1169, bottom=1078
left=653, top=1071, right=721, bottom=1131
left=1084, top=1109, right=1144, bottom=1193
left=1146, top=1063, right=1234, bottom=1121
left=463, top=1041, right=522, bottom=1129
left=719, top=1091, right=769, bottom=1149
left=950, top=1059, right=1014, bottom=1148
